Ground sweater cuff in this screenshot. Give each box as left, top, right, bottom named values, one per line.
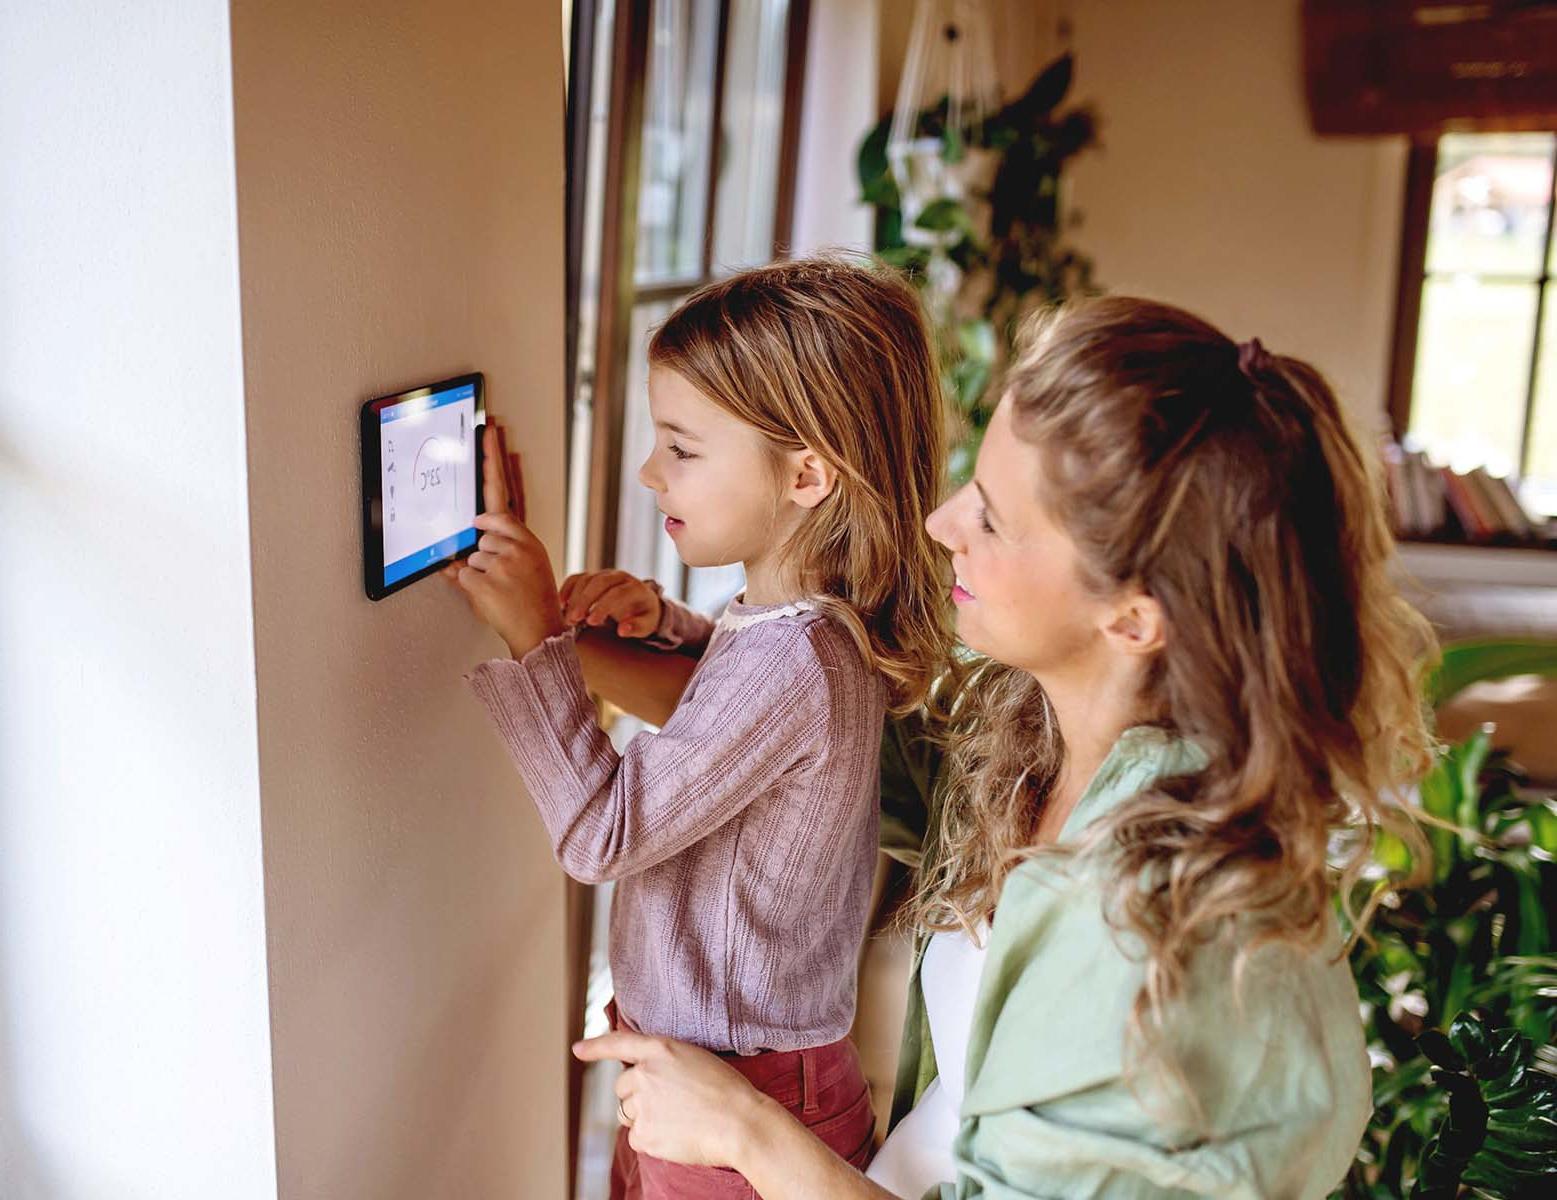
left=642, top=580, right=685, bottom=651
left=464, top=629, right=604, bottom=804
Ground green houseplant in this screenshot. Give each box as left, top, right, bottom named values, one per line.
left=1340, top=639, right=1557, bottom=1198
left=858, top=52, right=1099, bottom=483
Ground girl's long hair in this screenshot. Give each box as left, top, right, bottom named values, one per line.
left=913, top=297, right=1434, bottom=1079
left=649, top=256, right=953, bottom=713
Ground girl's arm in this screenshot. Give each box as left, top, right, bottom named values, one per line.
left=466, top=612, right=836, bottom=884
left=573, top=627, right=698, bottom=727
left=573, top=1033, right=905, bottom=1200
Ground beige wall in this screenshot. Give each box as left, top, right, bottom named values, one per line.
left=876, top=0, right=1408, bottom=425
left=1065, top=0, right=1407, bottom=424
left=229, top=1, right=569, bottom=1196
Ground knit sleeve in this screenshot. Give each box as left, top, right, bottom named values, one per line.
left=466, top=619, right=834, bottom=884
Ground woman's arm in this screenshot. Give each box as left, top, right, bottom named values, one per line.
left=574, top=1032, right=904, bottom=1200
left=573, top=627, right=698, bottom=727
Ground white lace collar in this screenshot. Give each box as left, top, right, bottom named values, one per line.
left=714, top=594, right=820, bottom=633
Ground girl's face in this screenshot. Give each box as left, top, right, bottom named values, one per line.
left=926, top=394, right=1125, bottom=678
left=638, top=366, right=790, bottom=569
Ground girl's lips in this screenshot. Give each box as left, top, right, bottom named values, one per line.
left=664, top=516, right=685, bottom=535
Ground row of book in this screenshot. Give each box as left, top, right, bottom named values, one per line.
left=1382, top=445, right=1552, bottom=545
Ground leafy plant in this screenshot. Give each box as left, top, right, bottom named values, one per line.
left=1340, top=641, right=1557, bottom=1198
left=858, top=53, right=1100, bottom=483
left=1410, top=1013, right=1557, bottom=1199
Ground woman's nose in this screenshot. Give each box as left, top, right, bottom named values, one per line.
left=925, top=495, right=960, bottom=553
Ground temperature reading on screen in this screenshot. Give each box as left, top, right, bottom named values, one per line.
left=374, top=378, right=479, bottom=593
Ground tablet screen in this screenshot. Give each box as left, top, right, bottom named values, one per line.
left=376, top=379, right=479, bottom=589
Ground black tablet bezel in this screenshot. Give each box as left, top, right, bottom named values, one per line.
left=360, top=372, right=486, bottom=602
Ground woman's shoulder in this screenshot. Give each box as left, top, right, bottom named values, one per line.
left=974, top=855, right=1369, bottom=1126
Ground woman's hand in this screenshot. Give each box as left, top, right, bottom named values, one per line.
left=573, top=1031, right=772, bottom=1170
left=558, top=570, right=664, bottom=638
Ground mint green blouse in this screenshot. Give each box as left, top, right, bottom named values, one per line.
left=884, top=724, right=1372, bottom=1199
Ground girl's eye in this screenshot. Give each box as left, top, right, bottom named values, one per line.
left=668, top=443, right=694, bottom=462
left=977, top=507, right=995, bottom=535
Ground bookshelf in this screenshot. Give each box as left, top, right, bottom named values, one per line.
left=1396, top=540, right=1557, bottom=589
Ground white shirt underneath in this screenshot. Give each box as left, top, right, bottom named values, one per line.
left=866, top=926, right=989, bottom=1198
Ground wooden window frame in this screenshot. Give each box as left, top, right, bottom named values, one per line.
left=1387, top=132, right=1557, bottom=490
left=583, top=0, right=812, bottom=578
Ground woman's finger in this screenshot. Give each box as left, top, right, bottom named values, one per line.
left=572, top=1030, right=660, bottom=1065
left=467, top=550, right=498, bottom=571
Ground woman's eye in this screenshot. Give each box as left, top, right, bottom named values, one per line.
left=978, top=507, right=995, bottom=535
left=668, top=443, right=693, bottom=462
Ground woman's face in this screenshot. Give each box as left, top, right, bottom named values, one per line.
left=926, top=394, right=1121, bottom=678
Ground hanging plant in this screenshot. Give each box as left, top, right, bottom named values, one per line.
left=859, top=52, right=1101, bottom=482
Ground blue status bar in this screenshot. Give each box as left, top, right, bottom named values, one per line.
left=380, top=383, right=475, bottom=424
left=384, top=526, right=478, bottom=586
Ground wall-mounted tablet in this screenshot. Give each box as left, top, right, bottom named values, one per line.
left=360, top=373, right=485, bottom=601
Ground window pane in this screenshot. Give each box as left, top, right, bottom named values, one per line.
left=1407, top=278, right=1537, bottom=478
left=1426, top=133, right=1554, bottom=279
left=636, top=0, right=722, bottom=285
left=616, top=299, right=685, bottom=588
left=1525, top=301, right=1557, bottom=516
left=711, top=0, right=792, bottom=271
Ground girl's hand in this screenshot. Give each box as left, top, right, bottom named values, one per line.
left=572, top=1031, right=771, bottom=1171
left=450, top=511, right=564, bottom=658
left=558, top=570, right=664, bottom=638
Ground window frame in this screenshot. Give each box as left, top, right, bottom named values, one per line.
left=580, top=0, right=812, bottom=581
left=1388, top=132, right=1557, bottom=499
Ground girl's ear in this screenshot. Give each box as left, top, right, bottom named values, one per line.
left=788, top=446, right=838, bottom=510
left=1101, top=591, right=1166, bottom=658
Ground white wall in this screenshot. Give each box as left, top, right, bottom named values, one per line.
left=0, top=3, right=277, bottom=1198
left=228, top=1, right=570, bottom=1196
left=792, top=0, right=879, bottom=255
left=1, top=2, right=571, bottom=1197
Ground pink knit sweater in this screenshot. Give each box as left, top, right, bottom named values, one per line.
left=467, top=593, right=886, bottom=1054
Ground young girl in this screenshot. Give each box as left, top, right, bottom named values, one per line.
left=573, top=296, right=1436, bottom=1199
left=450, top=258, right=953, bottom=1199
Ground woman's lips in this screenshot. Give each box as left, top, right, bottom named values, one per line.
left=951, top=576, right=975, bottom=604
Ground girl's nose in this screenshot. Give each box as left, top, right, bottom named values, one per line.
left=637, top=454, right=661, bottom=492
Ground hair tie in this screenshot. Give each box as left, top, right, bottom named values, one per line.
left=1237, top=337, right=1271, bottom=379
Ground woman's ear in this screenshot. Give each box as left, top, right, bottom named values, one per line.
left=788, top=446, right=838, bottom=510
left=1102, top=591, right=1166, bottom=658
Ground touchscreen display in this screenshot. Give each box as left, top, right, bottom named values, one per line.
left=377, top=381, right=479, bottom=588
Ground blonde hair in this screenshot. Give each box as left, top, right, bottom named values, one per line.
left=914, top=297, right=1434, bottom=1075
left=649, top=256, right=954, bottom=714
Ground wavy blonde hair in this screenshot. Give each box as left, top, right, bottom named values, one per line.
left=913, top=297, right=1435, bottom=1072
left=649, top=256, right=954, bottom=713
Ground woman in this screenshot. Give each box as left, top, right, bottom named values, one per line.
left=575, top=297, right=1434, bottom=1199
